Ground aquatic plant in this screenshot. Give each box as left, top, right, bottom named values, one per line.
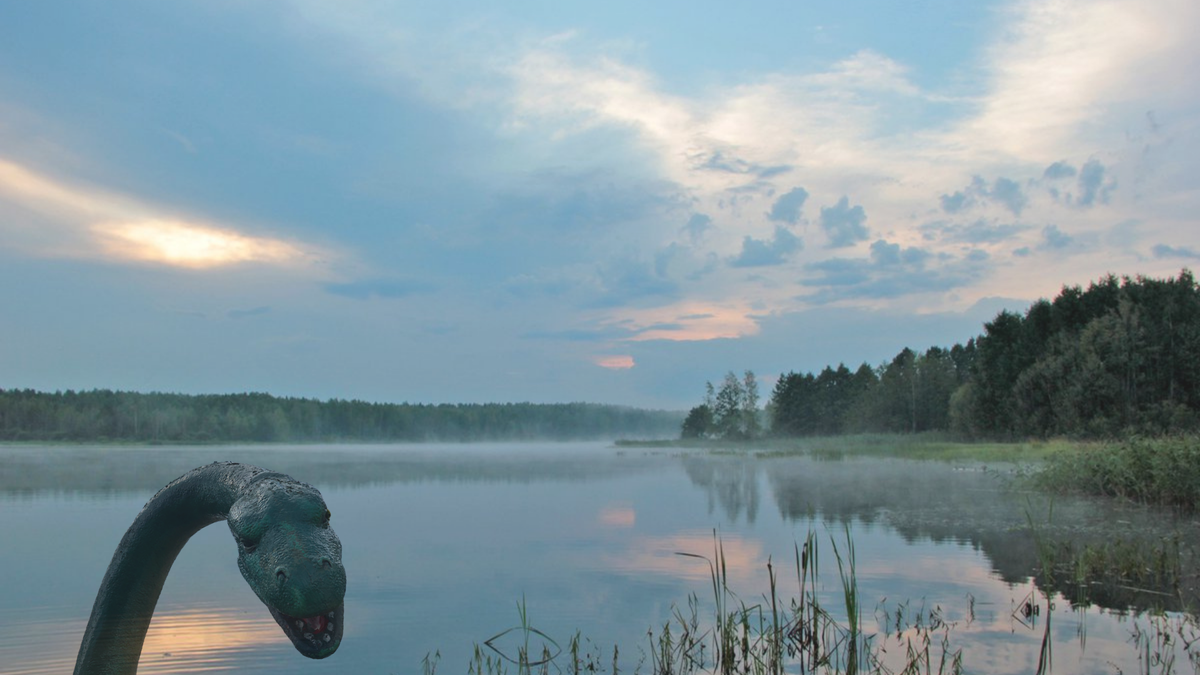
left=431, top=530, right=964, bottom=675
left=422, top=524, right=1200, bottom=675
left=1035, top=435, right=1200, bottom=511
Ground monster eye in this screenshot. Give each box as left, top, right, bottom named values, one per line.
left=238, top=536, right=259, bottom=554
left=324, top=509, right=331, bottom=521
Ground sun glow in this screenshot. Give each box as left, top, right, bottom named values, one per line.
left=94, top=220, right=311, bottom=268
left=137, top=606, right=283, bottom=673
left=0, top=156, right=327, bottom=270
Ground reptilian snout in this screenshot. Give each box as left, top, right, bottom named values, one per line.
left=227, top=476, right=346, bottom=658
left=258, top=527, right=346, bottom=617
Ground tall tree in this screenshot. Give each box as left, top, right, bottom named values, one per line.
left=713, top=372, right=747, bottom=439
left=742, top=371, right=761, bottom=439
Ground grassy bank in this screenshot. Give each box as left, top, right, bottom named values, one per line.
left=624, top=433, right=1200, bottom=509
left=1034, top=435, right=1200, bottom=511
left=618, top=433, right=1078, bottom=463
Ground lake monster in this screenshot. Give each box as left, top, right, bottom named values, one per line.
left=74, top=462, right=346, bottom=674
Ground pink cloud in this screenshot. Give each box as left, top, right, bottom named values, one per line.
left=594, top=355, right=635, bottom=369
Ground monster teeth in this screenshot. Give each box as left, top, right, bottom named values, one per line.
left=327, top=623, right=335, bottom=632
left=323, top=633, right=331, bottom=643
left=295, top=620, right=304, bottom=629
left=328, top=611, right=335, bottom=619
left=304, top=632, right=313, bottom=640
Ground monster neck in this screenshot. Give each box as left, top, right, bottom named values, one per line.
left=74, top=462, right=281, bottom=675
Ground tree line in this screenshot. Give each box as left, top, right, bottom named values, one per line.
left=0, top=389, right=684, bottom=443
left=683, top=270, right=1200, bottom=440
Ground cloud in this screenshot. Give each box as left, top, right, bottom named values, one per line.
left=920, top=219, right=1030, bottom=244
left=94, top=220, right=310, bottom=269
left=1040, top=225, right=1074, bottom=250
left=766, top=187, right=809, bottom=225
left=0, top=157, right=328, bottom=270
left=939, top=175, right=1027, bottom=216
left=591, top=256, right=679, bottom=308
left=1076, top=159, right=1116, bottom=206
left=869, top=239, right=931, bottom=267
left=801, top=239, right=980, bottom=303
left=698, top=150, right=750, bottom=174
left=951, top=0, right=1200, bottom=161
left=729, top=226, right=803, bottom=267
left=940, top=190, right=975, bottom=215
left=594, top=355, right=635, bottom=370
left=940, top=178, right=986, bottom=215
left=324, top=278, right=435, bottom=300
left=504, top=40, right=932, bottom=199
left=1152, top=243, right=1200, bottom=260
left=989, top=177, right=1028, bottom=216
left=819, top=196, right=869, bottom=248
left=1040, top=158, right=1118, bottom=207
left=487, top=168, right=680, bottom=235
left=1042, top=161, right=1077, bottom=180
left=524, top=303, right=753, bottom=345
left=683, top=213, right=712, bottom=242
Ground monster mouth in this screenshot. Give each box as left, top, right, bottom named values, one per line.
left=268, top=601, right=344, bottom=659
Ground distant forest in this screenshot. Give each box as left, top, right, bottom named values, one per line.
left=0, top=391, right=683, bottom=443
left=683, top=270, right=1200, bottom=441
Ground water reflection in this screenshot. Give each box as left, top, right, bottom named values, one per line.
left=0, top=443, right=663, bottom=497
left=137, top=607, right=283, bottom=674
left=676, top=452, right=1200, bottom=613
left=2, top=605, right=280, bottom=675
left=4, top=443, right=1198, bottom=675
left=597, top=503, right=636, bottom=528
left=681, top=455, right=760, bottom=524
left=3, top=608, right=84, bottom=675
left=606, top=531, right=766, bottom=585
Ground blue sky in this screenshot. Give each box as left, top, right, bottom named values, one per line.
left=2, top=0, right=1197, bottom=409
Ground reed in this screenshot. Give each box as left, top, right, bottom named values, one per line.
left=1034, top=435, right=1200, bottom=511
left=430, top=530, right=964, bottom=675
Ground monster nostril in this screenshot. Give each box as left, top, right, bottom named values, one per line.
left=275, top=566, right=288, bottom=584
left=321, top=557, right=332, bottom=569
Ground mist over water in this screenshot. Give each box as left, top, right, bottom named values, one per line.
left=2, top=443, right=1195, bottom=674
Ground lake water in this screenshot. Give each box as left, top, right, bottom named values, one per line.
left=2, top=442, right=1197, bottom=674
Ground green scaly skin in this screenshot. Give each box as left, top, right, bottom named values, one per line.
left=73, top=462, right=347, bottom=675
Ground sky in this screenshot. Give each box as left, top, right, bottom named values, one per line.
left=1, top=0, right=1198, bottom=409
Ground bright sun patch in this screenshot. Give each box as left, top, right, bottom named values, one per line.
left=94, top=220, right=309, bottom=268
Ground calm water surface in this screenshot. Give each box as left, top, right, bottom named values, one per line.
left=1, top=443, right=1197, bottom=674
